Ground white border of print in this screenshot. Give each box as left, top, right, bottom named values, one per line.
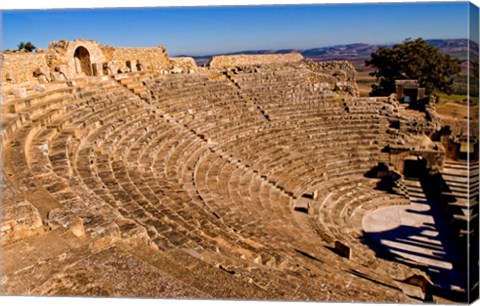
left=0, top=1, right=479, bottom=306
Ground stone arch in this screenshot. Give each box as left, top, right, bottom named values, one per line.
left=73, top=46, right=93, bottom=76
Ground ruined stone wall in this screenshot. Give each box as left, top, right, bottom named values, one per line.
left=1, top=40, right=173, bottom=90
left=208, top=53, right=303, bottom=69
left=304, top=59, right=359, bottom=97
left=101, top=45, right=172, bottom=73
left=45, top=39, right=106, bottom=79
left=1, top=51, right=49, bottom=85
left=170, top=57, right=198, bottom=71
left=389, top=148, right=445, bottom=173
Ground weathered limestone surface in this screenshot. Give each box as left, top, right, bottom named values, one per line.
left=1, top=39, right=172, bottom=88
left=46, top=39, right=107, bottom=79
left=208, top=53, right=303, bottom=69
left=33, top=246, right=206, bottom=298
left=1, top=200, right=44, bottom=244
left=1, top=51, right=50, bottom=86
left=304, top=59, right=359, bottom=97
left=100, top=44, right=172, bottom=73
left=170, top=57, right=198, bottom=72
left=1, top=39, right=457, bottom=302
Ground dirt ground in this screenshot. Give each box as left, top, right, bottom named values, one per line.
left=356, top=71, right=375, bottom=97
left=436, top=100, right=478, bottom=120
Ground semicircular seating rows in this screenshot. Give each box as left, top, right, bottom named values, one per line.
left=2, top=66, right=420, bottom=301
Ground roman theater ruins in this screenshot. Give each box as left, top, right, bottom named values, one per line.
left=1, top=39, right=477, bottom=302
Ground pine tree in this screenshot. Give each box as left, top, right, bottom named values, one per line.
left=366, top=38, right=461, bottom=96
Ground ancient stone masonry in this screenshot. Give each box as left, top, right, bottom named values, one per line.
left=1, top=52, right=51, bottom=86
left=1, top=39, right=469, bottom=303
left=208, top=52, right=304, bottom=69
left=395, top=80, right=426, bottom=105
left=375, top=94, right=445, bottom=173
left=99, top=44, right=172, bottom=74
left=45, top=40, right=107, bottom=80
left=1, top=39, right=172, bottom=100
left=1, top=179, right=44, bottom=244
left=304, top=59, right=359, bottom=97
left=170, top=57, right=198, bottom=73
left=211, top=55, right=359, bottom=98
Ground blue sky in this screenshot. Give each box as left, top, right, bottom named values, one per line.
left=1, top=2, right=472, bottom=55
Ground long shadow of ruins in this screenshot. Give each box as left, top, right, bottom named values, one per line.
left=360, top=166, right=468, bottom=302
left=364, top=162, right=403, bottom=194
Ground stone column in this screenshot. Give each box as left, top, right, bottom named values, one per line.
left=92, top=63, right=103, bottom=76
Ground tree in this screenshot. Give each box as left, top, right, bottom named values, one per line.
left=472, top=60, right=479, bottom=80
left=17, top=41, right=37, bottom=52
left=366, top=38, right=461, bottom=96
left=470, top=60, right=479, bottom=98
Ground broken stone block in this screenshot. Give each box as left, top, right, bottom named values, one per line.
left=334, top=240, right=351, bottom=259
left=2, top=200, right=44, bottom=243
left=33, top=84, right=46, bottom=93
left=12, top=87, right=27, bottom=99
left=396, top=274, right=432, bottom=300
left=1, top=222, right=14, bottom=235
left=253, top=255, right=262, bottom=265
left=69, top=218, right=85, bottom=237
left=46, top=208, right=73, bottom=230
left=89, top=222, right=121, bottom=252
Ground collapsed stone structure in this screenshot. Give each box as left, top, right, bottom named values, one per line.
left=304, top=59, right=359, bottom=97
left=1, top=40, right=477, bottom=302
left=208, top=53, right=304, bottom=69
left=1, top=39, right=172, bottom=90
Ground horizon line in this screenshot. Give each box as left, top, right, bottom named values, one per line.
left=3, top=37, right=474, bottom=57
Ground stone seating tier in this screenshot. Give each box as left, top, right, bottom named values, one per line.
left=1, top=70, right=420, bottom=302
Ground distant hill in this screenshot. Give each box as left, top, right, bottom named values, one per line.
left=184, top=39, right=478, bottom=67
left=301, top=43, right=378, bottom=59
left=302, top=39, right=477, bottom=61
left=426, top=39, right=477, bottom=60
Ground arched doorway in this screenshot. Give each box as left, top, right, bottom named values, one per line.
left=136, top=62, right=144, bottom=72
left=403, top=155, right=427, bottom=179
left=73, top=46, right=93, bottom=76
left=126, top=60, right=132, bottom=72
